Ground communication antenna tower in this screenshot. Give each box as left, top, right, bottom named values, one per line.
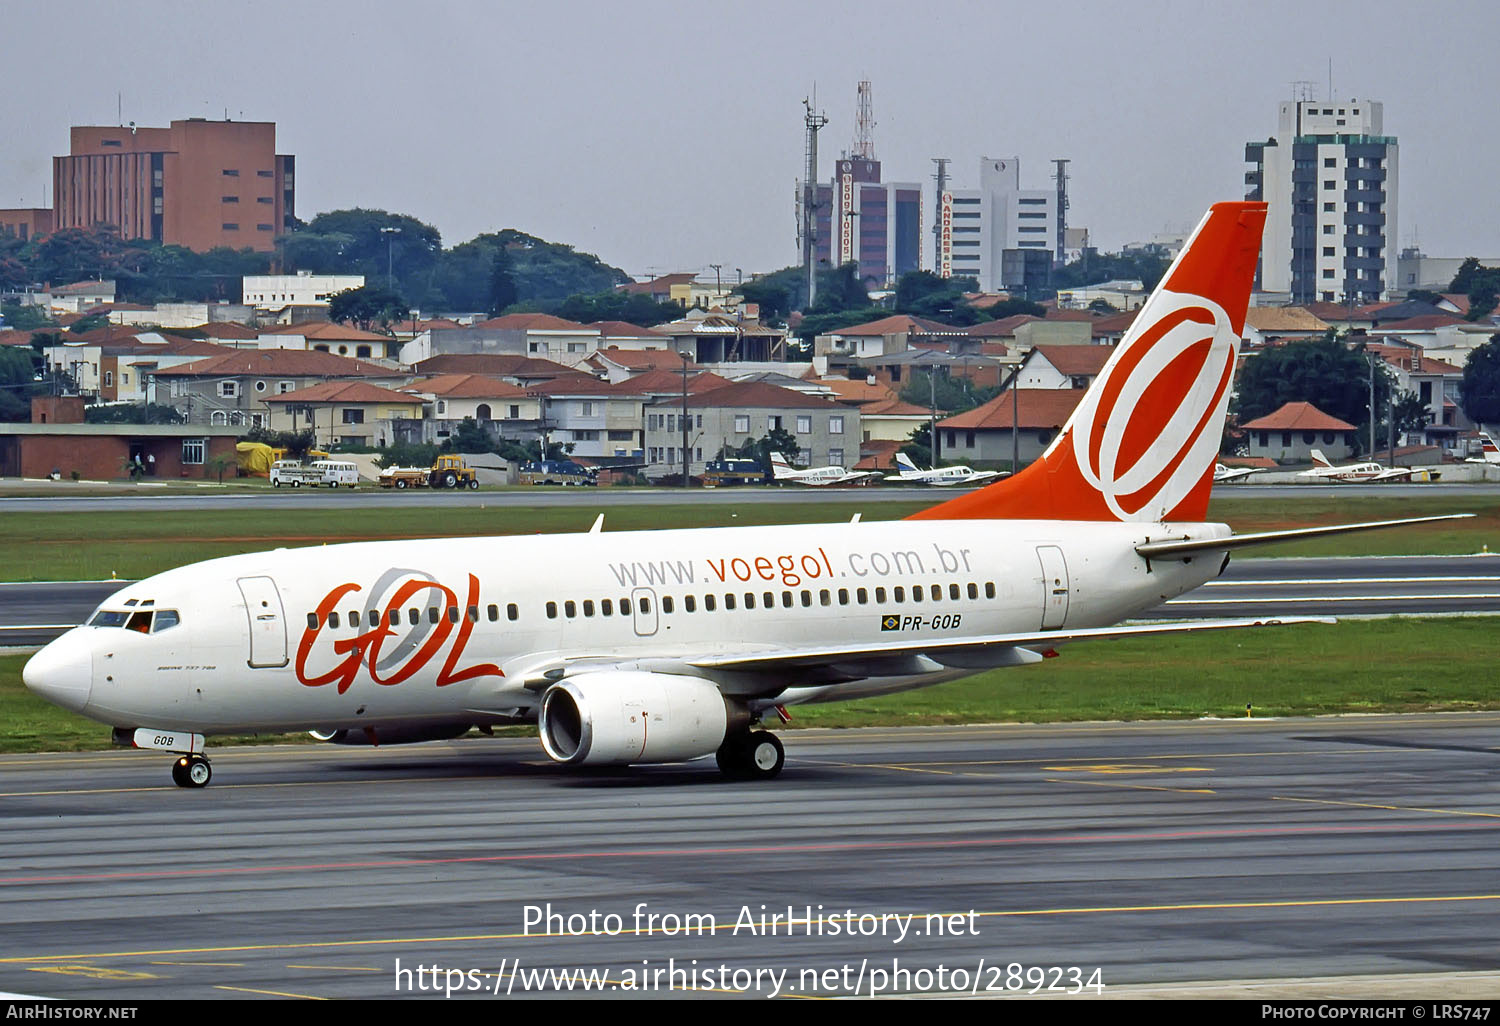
left=855, top=80, right=875, bottom=160
left=931, top=158, right=950, bottom=275
left=800, top=95, right=829, bottom=309
left=1053, top=159, right=1071, bottom=267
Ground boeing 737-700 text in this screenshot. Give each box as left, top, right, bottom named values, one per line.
left=22, top=201, right=1464, bottom=787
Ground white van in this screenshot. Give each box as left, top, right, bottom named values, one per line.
left=310, top=460, right=359, bottom=488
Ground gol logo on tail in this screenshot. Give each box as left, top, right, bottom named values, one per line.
left=1071, top=291, right=1237, bottom=520
left=295, top=574, right=503, bottom=694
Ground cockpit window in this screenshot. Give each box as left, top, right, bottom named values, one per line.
left=152, top=610, right=180, bottom=633
left=126, top=610, right=152, bottom=633
left=89, top=610, right=129, bottom=627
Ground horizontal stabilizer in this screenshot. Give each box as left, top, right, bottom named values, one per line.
left=1135, top=514, right=1474, bottom=559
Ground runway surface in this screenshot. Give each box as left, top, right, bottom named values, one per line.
left=2, top=715, right=1498, bottom=999
left=3, top=479, right=1498, bottom=511
left=5, top=555, right=1498, bottom=647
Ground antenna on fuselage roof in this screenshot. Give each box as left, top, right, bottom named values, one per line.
left=850, top=513, right=862, bottom=523
left=589, top=514, right=604, bottom=534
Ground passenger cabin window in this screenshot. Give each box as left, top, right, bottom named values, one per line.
left=507, top=603, right=519, bottom=621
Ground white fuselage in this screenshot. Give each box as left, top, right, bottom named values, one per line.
left=29, top=517, right=1228, bottom=737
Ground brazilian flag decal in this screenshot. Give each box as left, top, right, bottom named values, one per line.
left=880, top=614, right=901, bottom=632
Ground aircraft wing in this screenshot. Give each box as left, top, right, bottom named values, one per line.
left=1370, top=467, right=1415, bottom=482
left=685, top=616, right=1333, bottom=673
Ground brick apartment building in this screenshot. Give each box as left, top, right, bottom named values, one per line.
left=53, top=118, right=294, bottom=252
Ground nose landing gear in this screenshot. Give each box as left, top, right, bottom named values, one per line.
left=170, top=753, right=212, bottom=788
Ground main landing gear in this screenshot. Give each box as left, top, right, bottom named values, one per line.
left=716, top=730, right=785, bottom=780
left=170, top=753, right=212, bottom=788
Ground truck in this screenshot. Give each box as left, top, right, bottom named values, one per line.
left=377, top=453, right=481, bottom=490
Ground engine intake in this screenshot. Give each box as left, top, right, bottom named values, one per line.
left=539, top=672, right=739, bottom=766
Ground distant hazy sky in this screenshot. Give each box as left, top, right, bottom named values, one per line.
left=4, top=0, right=1496, bottom=279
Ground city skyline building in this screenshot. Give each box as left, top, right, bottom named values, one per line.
left=940, top=158, right=1058, bottom=293
left=802, top=155, right=923, bottom=289
left=52, top=117, right=295, bottom=253
left=1245, top=98, right=1398, bottom=304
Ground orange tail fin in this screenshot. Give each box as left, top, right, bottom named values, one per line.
left=910, top=201, right=1266, bottom=524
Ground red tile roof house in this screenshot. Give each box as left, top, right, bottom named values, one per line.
left=1241, top=401, right=1358, bottom=463
left=936, top=389, right=1086, bottom=469
left=263, top=381, right=426, bottom=448
left=151, top=349, right=409, bottom=429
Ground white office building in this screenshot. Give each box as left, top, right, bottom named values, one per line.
left=241, top=272, right=366, bottom=311
left=940, top=158, right=1056, bottom=294
left=1245, top=99, right=1398, bottom=304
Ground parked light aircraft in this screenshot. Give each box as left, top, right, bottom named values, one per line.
left=1213, top=463, right=1262, bottom=484
left=23, top=201, right=1465, bottom=788
left=1465, top=431, right=1499, bottom=464
left=769, top=451, right=880, bottom=486
left=885, top=452, right=1008, bottom=487
left=1299, top=449, right=1415, bottom=483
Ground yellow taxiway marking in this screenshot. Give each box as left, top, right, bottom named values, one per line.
left=864, top=749, right=1420, bottom=769
left=796, top=759, right=956, bottom=776
left=149, top=960, right=243, bottom=967
left=1273, top=796, right=1500, bottom=819
left=9, top=894, right=1500, bottom=964
left=286, top=964, right=383, bottom=972
left=215, top=985, right=326, bottom=1000
left=27, top=964, right=157, bottom=980
left=1044, top=777, right=1215, bottom=795
left=1043, top=763, right=1211, bottom=774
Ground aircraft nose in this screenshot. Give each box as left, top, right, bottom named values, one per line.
left=23, top=637, right=92, bottom=713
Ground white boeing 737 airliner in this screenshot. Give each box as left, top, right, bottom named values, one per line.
left=22, top=202, right=1463, bottom=787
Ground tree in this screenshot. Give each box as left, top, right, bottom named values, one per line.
left=1051, top=249, right=1170, bottom=293
left=487, top=246, right=518, bottom=316
left=1459, top=335, right=1500, bottom=426
left=552, top=290, right=683, bottom=327
left=738, top=267, right=799, bottom=323
left=328, top=286, right=409, bottom=331
left=1, top=303, right=53, bottom=331
left=733, top=427, right=800, bottom=473
left=85, top=403, right=185, bottom=425
left=0, top=347, right=39, bottom=421
left=899, top=369, right=999, bottom=417
left=791, top=306, right=888, bottom=342
left=809, top=262, right=870, bottom=314
left=243, top=425, right=316, bottom=458
left=1449, top=259, right=1500, bottom=322
left=446, top=417, right=496, bottom=453
left=1389, top=389, right=1432, bottom=437
left=901, top=423, right=932, bottom=469
left=1232, top=334, right=1391, bottom=438
left=295, top=209, right=443, bottom=290
left=977, top=298, right=1047, bottom=320
left=893, top=271, right=984, bottom=325
left=428, top=229, right=630, bottom=312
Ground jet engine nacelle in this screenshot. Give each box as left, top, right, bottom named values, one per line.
left=309, top=723, right=473, bottom=746
left=539, top=671, right=738, bottom=766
